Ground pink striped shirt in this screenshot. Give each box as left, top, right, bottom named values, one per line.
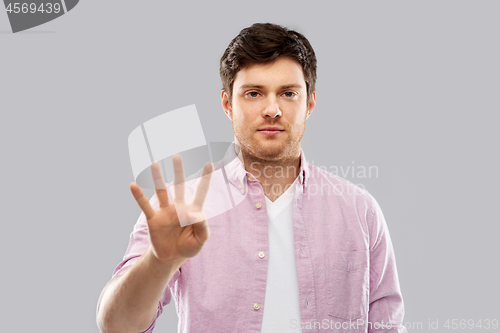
left=100, top=144, right=407, bottom=333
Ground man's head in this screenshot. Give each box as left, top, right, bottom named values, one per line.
left=220, top=23, right=317, bottom=162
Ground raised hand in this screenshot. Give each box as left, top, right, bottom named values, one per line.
left=129, top=154, right=214, bottom=264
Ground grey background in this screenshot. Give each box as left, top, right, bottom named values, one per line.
left=1, top=1, right=498, bottom=332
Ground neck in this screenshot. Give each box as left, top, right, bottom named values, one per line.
left=235, top=141, right=301, bottom=202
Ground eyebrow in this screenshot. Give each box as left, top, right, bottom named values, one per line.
left=238, top=83, right=304, bottom=90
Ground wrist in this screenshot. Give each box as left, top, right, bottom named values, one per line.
left=144, top=246, right=185, bottom=271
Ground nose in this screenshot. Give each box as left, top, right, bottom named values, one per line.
left=262, top=99, right=282, bottom=119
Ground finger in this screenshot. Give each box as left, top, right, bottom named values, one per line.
left=179, top=211, right=205, bottom=228
left=130, top=182, right=156, bottom=220
left=150, top=161, right=170, bottom=208
left=187, top=212, right=207, bottom=225
left=192, top=162, right=214, bottom=208
left=172, top=154, right=186, bottom=203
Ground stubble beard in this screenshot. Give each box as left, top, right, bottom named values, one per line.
left=234, top=124, right=304, bottom=167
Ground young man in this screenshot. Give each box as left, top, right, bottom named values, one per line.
left=97, top=23, right=407, bottom=333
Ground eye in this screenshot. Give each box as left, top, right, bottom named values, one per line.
left=247, top=91, right=260, bottom=98
left=283, top=91, right=295, bottom=98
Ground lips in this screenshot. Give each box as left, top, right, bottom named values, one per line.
left=257, top=127, right=285, bottom=135
left=257, top=127, right=284, bottom=131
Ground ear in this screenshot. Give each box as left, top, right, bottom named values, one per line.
left=221, top=90, right=233, bottom=121
left=306, top=91, right=316, bottom=120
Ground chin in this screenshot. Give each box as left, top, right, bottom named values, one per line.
left=237, top=134, right=290, bottom=159
left=254, top=141, right=288, bottom=159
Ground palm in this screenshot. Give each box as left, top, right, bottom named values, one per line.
left=130, top=155, right=213, bottom=263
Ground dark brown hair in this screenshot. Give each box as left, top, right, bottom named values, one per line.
left=220, top=22, right=317, bottom=106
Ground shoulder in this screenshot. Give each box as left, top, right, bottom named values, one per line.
left=306, top=163, right=373, bottom=200
left=306, top=163, right=380, bottom=221
left=307, top=163, right=387, bottom=245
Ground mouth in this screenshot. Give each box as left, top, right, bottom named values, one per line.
left=257, top=127, right=285, bottom=135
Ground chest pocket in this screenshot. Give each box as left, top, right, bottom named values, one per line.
left=326, top=250, right=369, bottom=320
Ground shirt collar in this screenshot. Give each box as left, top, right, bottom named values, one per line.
left=220, top=142, right=309, bottom=191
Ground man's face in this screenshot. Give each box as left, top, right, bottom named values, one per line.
left=221, top=56, right=316, bottom=161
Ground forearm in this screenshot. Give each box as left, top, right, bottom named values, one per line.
left=97, top=247, right=184, bottom=333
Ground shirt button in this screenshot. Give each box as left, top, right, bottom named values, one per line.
left=258, top=251, right=265, bottom=259
left=248, top=176, right=253, bottom=181
left=304, top=182, right=307, bottom=187
left=255, top=202, right=262, bottom=209
left=253, top=303, right=260, bottom=310
left=238, top=183, right=242, bottom=189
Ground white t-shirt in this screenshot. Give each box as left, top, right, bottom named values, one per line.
left=261, top=178, right=303, bottom=333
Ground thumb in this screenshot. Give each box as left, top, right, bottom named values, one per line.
left=187, top=212, right=209, bottom=236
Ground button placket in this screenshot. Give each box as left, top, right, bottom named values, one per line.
left=247, top=176, right=267, bottom=322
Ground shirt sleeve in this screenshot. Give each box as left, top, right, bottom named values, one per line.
left=366, top=194, right=408, bottom=333
left=97, top=192, right=181, bottom=333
